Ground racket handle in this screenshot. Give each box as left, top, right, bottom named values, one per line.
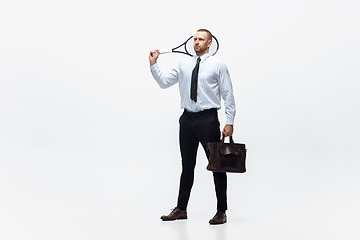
left=159, top=49, right=172, bottom=54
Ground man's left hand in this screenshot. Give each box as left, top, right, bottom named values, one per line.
left=222, top=125, right=234, bottom=137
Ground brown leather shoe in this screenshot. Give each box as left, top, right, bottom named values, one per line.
left=160, top=207, right=187, bottom=221
left=209, top=210, right=227, bottom=224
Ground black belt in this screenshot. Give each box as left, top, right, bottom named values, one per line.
left=184, top=108, right=217, bottom=117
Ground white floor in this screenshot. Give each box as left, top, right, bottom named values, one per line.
left=1, top=145, right=359, bottom=240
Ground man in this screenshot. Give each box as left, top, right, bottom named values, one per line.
left=149, top=29, right=236, bottom=225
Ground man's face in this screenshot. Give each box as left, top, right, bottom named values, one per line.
left=193, top=31, right=212, bottom=56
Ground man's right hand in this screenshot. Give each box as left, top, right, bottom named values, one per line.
left=149, top=49, right=160, bottom=66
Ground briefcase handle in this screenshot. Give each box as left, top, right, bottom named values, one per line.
left=220, top=134, right=235, bottom=144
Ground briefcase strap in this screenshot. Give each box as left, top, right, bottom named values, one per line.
left=220, top=134, right=235, bottom=144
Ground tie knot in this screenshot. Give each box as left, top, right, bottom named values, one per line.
left=197, top=57, right=201, bottom=63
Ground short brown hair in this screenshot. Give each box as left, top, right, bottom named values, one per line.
left=197, top=29, right=213, bottom=41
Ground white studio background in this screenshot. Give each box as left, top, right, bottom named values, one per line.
left=0, top=0, right=359, bottom=239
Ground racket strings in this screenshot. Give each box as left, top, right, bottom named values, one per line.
left=185, top=40, right=196, bottom=56
left=209, top=37, right=219, bottom=56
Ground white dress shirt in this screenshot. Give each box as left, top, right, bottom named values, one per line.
left=150, top=53, right=236, bottom=125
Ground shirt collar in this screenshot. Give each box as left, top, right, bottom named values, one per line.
left=194, top=53, right=211, bottom=62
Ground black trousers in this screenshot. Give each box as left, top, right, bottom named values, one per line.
left=177, top=108, right=227, bottom=212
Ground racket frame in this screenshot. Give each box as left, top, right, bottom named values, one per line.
left=160, top=35, right=219, bottom=57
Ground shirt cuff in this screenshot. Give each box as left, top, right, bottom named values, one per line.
left=150, top=63, right=159, bottom=71
left=226, top=118, right=234, bottom=125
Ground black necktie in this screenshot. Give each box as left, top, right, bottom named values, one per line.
left=190, top=57, right=201, bottom=102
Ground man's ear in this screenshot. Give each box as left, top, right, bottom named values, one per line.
left=207, top=39, right=212, bottom=48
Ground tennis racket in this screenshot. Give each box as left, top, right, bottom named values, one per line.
left=157, top=35, right=219, bottom=57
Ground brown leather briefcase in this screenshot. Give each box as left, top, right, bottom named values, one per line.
left=206, top=135, right=247, bottom=173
